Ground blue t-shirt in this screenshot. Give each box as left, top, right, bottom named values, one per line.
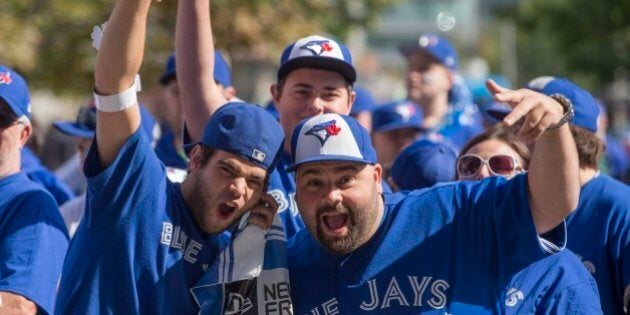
left=0, top=172, right=69, bottom=315
left=55, top=130, right=229, bottom=314
left=154, top=123, right=188, bottom=170
left=22, top=146, right=74, bottom=206
left=288, top=175, right=602, bottom=314
left=268, top=153, right=305, bottom=239
left=566, top=174, right=630, bottom=314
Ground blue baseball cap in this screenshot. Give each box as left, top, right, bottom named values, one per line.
left=390, top=139, right=457, bottom=190
left=278, top=35, right=356, bottom=83
left=288, top=113, right=376, bottom=171
left=399, top=33, right=458, bottom=71
left=372, top=100, right=424, bottom=133
left=350, top=86, right=377, bottom=116
left=54, top=104, right=158, bottom=141
left=0, top=65, right=31, bottom=120
left=159, top=52, right=232, bottom=87
left=186, top=102, right=284, bottom=171
left=526, top=76, right=600, bottom=133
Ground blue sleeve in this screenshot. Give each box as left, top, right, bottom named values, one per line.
left=82, top=129, right=166, bottom=229
left=621, top=222, right=630, bottom=312
left=0, top=192, right=69, bottom=315
left=540, top=280, right=603, bottom=315
left=26, top=169, right=75, bottom=206
left=455, top=174, right=564, bottom=277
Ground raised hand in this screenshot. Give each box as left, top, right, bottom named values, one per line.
left=486, top=79, right=565, bottom=144
left=247, top=193, right=279, bottom=230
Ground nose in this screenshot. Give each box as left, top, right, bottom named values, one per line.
left=473, top=164, right=492, bottom=180
left=304, top=97, right=325, bottom=116
left=228, top=177, right=247, bottom=198
left=322, top=186, right=343, bottom=206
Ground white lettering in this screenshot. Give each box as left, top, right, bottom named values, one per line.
left=184, top=240, right=202, bottom=263
left=359, top=279, right=379, bottom=311
left=381, top=277, right=409, bottom=308
left=428, top=280, right=449, bottom=309
left=408, top=276, right=432, bottom=306
left=172, top=226, right=187, bottom=250
left=322, top=298, right=339, bottom=315
left=161, top=222, right=173, bottom=245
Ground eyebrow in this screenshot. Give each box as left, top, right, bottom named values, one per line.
left=291, top=83, right=314, bottom=90
left=218, top=159, right=265, bottom=182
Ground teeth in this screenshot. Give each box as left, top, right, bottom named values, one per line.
left=225, top=201, right=237, bottom=208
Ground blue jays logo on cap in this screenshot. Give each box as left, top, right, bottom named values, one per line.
left=305, top=119, right=341, bottom=145
left=288, top=113, right=377, bottom=171
left=278, top=35, right=357, bottom=83
left=395, top=103, right=417, bottom=122
left=0, top=71, right=13, bottom=85
left=299, top=40, right=334, bottom=56
left=372, top=100, right=424, bottom=133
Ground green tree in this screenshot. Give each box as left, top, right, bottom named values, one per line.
left=0, top=0, right=398, bottom=95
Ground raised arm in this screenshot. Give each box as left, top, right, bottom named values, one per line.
left=487, top=79, right=580, bottom=234
left=94, top=0, right=151, bottom=167
left=175, top=0, right=227, bottom=142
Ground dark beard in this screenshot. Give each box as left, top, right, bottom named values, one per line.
left=315, top=194, right=379, bottom=255
left=186, top=174, right=217, bottom=234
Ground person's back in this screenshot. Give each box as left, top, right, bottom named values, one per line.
left=288, top=180, right=601, bottom=314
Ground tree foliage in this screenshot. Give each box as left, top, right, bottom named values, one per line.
left=0, top=0, right=398, bottom=95
left=512, top=0, right=629, bottom=91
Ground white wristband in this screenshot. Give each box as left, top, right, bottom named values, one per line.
left=93, top=74, right=142, bottom=112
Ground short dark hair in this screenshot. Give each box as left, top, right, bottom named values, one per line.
left=198, top=145, right=216, bottom=166
left=570, top=125, right=604, bottom=170
left=0, top=98, right=19, bottom=128
left=459, top=124, right=531, bottom=170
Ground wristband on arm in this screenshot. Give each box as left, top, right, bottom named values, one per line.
left=93, top=74, right=142, bottom=112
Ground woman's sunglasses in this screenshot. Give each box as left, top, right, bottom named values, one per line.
left=457, top=154, right=523, bottom=179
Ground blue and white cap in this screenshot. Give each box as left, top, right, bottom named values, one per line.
left=372, top=100, right=424, bottom=133
left=288, top=113, right=376, bottom=171
left=278, top=35, right=356, bottom=83
left=0, top=65, right=31, bottom=120
left=525, top=76, right=600, bottom=133
left=187, top=102, right=284, bottom=171
left=399, top=33, right=458, bottom=71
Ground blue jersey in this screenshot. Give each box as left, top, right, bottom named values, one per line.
left=566, top=174, right=630, bottom=314
left=288, top=175, right=602, bottom=314
left=55, top=130, right=229, bottom=314
left=22, top=146, right=74, bottom=206
left=268, top=153, right=305, bottom=238
left=0, top=172, right=69, bottom=314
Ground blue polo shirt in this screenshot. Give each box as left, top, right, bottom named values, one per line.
left=55, top=129, right=228, bottom=314
left=0, top=172, right=69, bottom=314
left=288, top=175, right=602, bottom=314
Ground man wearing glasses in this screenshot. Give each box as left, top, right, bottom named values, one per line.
left=0, top=65, right=69, bottom=314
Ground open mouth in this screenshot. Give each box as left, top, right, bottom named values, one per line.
left=218, top=203, right=237, bottom=220
left=321, top=213, right=349, bottom=235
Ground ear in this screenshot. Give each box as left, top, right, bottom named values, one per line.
left=373, top=163, right=383, bottom=194
left=270, top=84, right=280, bottom=106
left=346, top=89, right=357, bottom=115
left=187, top=145, right=204, bottom=172
left=18, top=123, right=32, bottom=147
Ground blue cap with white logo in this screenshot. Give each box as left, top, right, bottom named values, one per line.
left=372, top=100, right=424, bottom=133
left=288, top=113, right=376, bottom=171
left=390, top=139, right=456, bottom=190
left=160, top=52, right=232, bottom=87
left=0, top=65, right=31, bottom=120
left=399, top=33, right=458, bottom=71
left=187, top=102, right=284, bottom=171
left=278, top=35, right=356, bottom=83
left=525, top=76, right=600, bottom=133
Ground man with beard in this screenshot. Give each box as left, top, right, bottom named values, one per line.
left=286, top=80, right=601, bottom=314
left=54, top=0, right=284, bottom=313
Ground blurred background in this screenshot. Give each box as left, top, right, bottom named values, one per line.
left=1, top=0, right=628, bottom=169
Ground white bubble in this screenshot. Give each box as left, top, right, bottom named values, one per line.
left=436, top=12, right=456, bottom=32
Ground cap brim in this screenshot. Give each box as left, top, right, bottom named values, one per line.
left=53, top=122, right=94, bottom=139
left=278, top=57, right=356, bottom=83
left=373, top=122, right=423, bottom=133
left=287, top=155, right=373, bottom=172
left=485, top=105, right=512, bottom=122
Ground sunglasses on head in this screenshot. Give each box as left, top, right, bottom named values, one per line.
left=457, top=154, right=523, bottom=179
